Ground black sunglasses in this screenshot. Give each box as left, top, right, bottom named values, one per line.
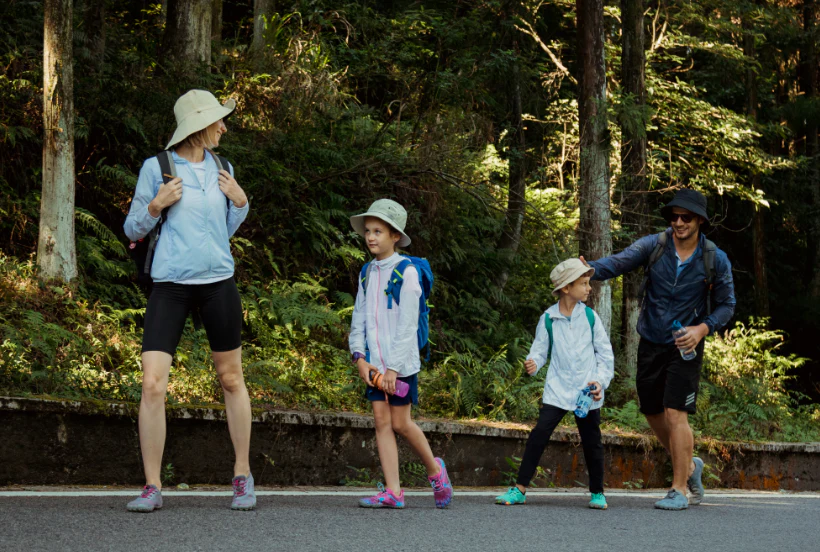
left=667, top=213, right=695, bottom=223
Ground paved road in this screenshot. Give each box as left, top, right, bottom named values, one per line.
left=2, top=489, right=818, bottom=552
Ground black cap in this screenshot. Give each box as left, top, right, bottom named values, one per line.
left=661, top=189, right=709, bottom=226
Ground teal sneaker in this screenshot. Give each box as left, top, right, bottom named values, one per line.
left=654, top=489, right=689, bottom=510
left=687, top=457, right=705, bottom=505
left=589, top=492, right=607, bottom=510
left=495, top=487, right=526, bottom=506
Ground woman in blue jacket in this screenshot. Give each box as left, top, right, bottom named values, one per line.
left=123, top=90, right=255, bottom=512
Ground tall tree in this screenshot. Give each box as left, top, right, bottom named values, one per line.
left=162, top=0, right=212, bottom=68
left=744, top=9, right=770, bottom=316
left=577, top=0, right=612, bottom=332
left=496, top=56, right=528, bottom=290
left=803, top=0, right=820, bottom=297
left=83, top=0, right=106, bottom=74
left=212, top=0, right=223, bottom=43
left=39, top=0, right=77, bottom=282
left=619, top=0, right=648, bottom=376
left=251, top=0, right=274, bottom=57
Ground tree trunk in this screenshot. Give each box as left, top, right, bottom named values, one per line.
left=251, top=0, right=274, bottom=57
left=577, top=0, right=612, bottom=333
left=744, top=14, right=770, bottom=317
left=619, top=0, right=648, bottom=377
left=39, top=0, right=77, bottom=283
left=162, top=0, right=212, bottom=68
left=496, top=59, right=527, bottom=290
left=83, top=0, right=106, bottom=74
left=803, top=1, right=820, bottom=297
left=211, top=0, right=222, bottom=42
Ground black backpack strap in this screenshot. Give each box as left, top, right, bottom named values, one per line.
left=702, top=238, right=717, bottom=316
left=638, top=231, right=667, bottom=302
left=207, top=150, right=232, bottom=209
left=142, top=151, right=176, bottom=276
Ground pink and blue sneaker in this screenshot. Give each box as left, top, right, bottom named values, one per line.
left=358, top=483, right=405, bottom=509
left=126, top=484, right=163, bottom=513
left=231, top=474, right=257, bottom=511
left=429, top=457, right=453, bottom=508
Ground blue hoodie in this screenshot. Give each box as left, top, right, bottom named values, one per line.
left=123, top=150, right=249, bottom=283
left=588, top=229, right=736, bottom=345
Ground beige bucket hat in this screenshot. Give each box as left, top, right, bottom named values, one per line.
left=350, top=199, right=411, bottom=248
left=165, top=90, right=236, bottom=150
left=550, top=258, right=595, bottom=296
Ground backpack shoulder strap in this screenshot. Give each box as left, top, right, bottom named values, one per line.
left=585, top=306, right=595, bottom=334
left=544, top=314, right=554, bottom=363
left=702, top=238, right=717, bottom=315
left=155, top=151, right=175, bottom=223
left=638, top=231, right=668, bottom=301
left=207, top=150, right=232, bottom=209
left=359, top=262, right=371, bottom=295
left=386, top=258, right=413, bottom=308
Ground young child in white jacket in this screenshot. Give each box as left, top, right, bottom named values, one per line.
left=495, top=258, right=615, bottom=509
left=348, top=199, right=453, bottom=510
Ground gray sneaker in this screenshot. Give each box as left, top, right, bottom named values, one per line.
left=126, top=485, right=163, bottom=513
left=655, top=489, right=689, bottom=510
left=231, top=474, right=257, bottom=511
left=687, top=456, right=705, bottom=505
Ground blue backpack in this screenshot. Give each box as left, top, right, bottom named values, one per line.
left=359, top=256, right=434, bottom=362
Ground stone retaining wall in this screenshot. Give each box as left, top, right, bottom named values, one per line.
left=1, top=396, right=817, bottom=490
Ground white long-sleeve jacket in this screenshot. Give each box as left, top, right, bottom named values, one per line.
left=349, top=253, right=422, bottom=377
left=527, top=301, right=615, bottom=411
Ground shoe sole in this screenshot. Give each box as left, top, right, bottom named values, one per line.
left=358, top=503, right=405, bottom=509
left=654, top=504, right=688, bottom=510
left=127, top=505, right=161, bottom=513
left=231, top=505, right=256, bottom=511
left=495, top=500, right=525, bottom=506
left=589, top=504, right=608, bottom=510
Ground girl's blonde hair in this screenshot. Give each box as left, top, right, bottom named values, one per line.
left=179, top=121, right=221, bottom=150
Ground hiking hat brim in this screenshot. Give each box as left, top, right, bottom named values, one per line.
left=350, top=212, right=411, bottom=248
left=660, top=191, right=710, bottom=227
left=551, top=261, right=595, bottom=297
left=165, top=97, right=236, bottom=150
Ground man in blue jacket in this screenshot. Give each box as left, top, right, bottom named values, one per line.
left=584, top=189, right=736, bottom=510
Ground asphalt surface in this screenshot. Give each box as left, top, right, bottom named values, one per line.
left=2, top=489, right=818, bottom=552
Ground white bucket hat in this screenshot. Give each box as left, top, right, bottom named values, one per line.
left=350, top=199, right=411, bottom=248
left=550, top=258, right=595, bottom=296
left=165, top=90, right=236, bottom=150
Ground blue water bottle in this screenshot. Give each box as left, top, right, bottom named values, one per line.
left=574, top=385, right=595, bottom=418
left=671, top=320, right=697, bottom=361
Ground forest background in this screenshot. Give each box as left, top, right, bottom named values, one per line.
left=2, top=0, right=819, bottom=444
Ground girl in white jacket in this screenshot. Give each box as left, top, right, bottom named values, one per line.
left=495, top=258, right=615, bottom=509
left=348, top=199, right=453, bottom=509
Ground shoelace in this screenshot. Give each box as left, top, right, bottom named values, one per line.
left=140, top=486, right=156, bottom=499
left=233, top=478, right=247, bottom=497
left=430, top=472, right=446, bottom=493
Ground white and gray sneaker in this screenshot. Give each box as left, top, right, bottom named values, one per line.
left=687, top=456, right=705, bottom=505
left=231, top=474, right=257, bottom=511
left=126, top=485, right=163, bottom=513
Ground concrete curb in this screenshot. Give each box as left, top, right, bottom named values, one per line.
left=2, top=396, right=818, bottom=490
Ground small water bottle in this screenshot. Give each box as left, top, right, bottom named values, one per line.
left=370, top=370, right=410, bottom=397
left=574, top=385, right=595, bottom=418
left=671, top=320, right=697, bottom=361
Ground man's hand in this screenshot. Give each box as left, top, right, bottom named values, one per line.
left=587, top=381, right=603, bottom=401
left=218, top=169, right=248, bottom=208
left=357, top=359, right=378, bottom=387
left=148, top=177, right=183, bottom=217
left=524, top=359, right=538, bottom=376
left=675, top=323, right=709, bottom=353
left=579, top=255, right=589, bottom=267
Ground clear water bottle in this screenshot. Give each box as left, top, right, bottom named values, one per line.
left=671, top=320, right=697, bottom=361
left=574, top=385, right=595, bottom=418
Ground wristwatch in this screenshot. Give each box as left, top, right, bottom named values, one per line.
left=352, top=352, right=366, bottom=364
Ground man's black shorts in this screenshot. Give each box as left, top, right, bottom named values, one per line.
left=142, top=277, right=243, bottom=355
left=636, top=338, right=705, bottom=415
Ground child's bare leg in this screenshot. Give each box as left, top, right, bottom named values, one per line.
left=373, top=400, right=401, bottom=492
left=390, top=404, right=440, bottom=477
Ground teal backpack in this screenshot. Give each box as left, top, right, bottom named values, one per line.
left=544, top=306, right=596, bottom=363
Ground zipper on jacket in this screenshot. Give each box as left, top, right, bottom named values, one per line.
left=374, top=264, right=387, bottom=374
